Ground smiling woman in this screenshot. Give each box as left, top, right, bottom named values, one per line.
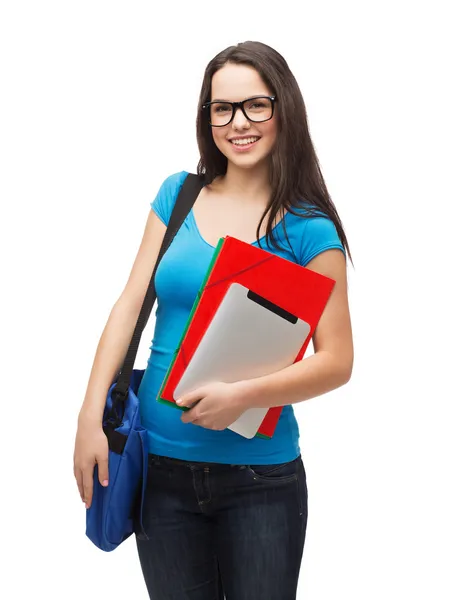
left=74, top=40, right=354, bottom=600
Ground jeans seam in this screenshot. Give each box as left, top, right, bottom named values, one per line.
left=192, top=468, right=213, bottom=509
left=296, top=477, right=303, bottom=517
left=200, top=469, right=212, bottom=506
left=297, top=460, right=307, bottom=518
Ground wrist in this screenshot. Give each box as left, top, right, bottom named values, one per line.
left=234, top=378, right=261, bottom=409
left=78, top=406, right=103, bottom=428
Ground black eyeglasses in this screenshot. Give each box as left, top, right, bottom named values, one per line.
left=202, top=95, right=276, bottom=127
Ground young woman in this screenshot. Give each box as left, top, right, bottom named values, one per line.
left=74, top=41, right=354, bottom=599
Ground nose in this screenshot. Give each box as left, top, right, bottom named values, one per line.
left=231, top=106, right=250, bottom=130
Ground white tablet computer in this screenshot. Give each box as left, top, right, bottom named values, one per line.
left=174, top=282, right=311, bottom=439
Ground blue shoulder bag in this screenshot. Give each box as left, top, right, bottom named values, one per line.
left=85, top=173, right=204, bottom=551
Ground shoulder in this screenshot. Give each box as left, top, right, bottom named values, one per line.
left=155, top=170, right=189, bottom=200
left=151, top=171, right=189, bottom=226
left=285, top=205, right=346, bottom=267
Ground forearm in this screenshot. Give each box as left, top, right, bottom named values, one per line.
left=78, top=298, right=142, bottom=425
left=239, top=351, right=352, bottom=409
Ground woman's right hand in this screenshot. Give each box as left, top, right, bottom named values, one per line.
left=73, top=418, right=109, bottom=509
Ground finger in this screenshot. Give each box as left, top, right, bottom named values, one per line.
left=181, top=410, right=190, bottom=423
left=181, top=407, right=198, bottom=423
left=74, top=467, right=85, bottom=502
left=96, top=456, right=109, bottom=487
left=82, top=466, right=94, bottom=509
left=176, top=388, right=204, bottom=408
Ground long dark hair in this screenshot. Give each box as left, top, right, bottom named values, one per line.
left=196, top=41, right=353, bottom=266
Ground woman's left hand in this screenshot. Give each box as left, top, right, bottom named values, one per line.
left=177, top=381, right=248, bottom=431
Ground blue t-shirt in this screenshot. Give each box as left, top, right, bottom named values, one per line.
left=137, top=171, right=345, bottom=464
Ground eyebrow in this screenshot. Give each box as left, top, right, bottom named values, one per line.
left=210, top=95, right=269, bottom=103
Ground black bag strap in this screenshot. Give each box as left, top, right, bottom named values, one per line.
left=109, top=173, right=205, bottom=421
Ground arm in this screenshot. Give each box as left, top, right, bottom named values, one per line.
left=240, top=248, right=353, bottom=409
left=74, top=209, right=166, bottom=508
left=178, top=248, right=354, bottom=429
left=78, top=209, right=167, bottom=426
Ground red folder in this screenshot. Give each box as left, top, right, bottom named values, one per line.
left=158, top=236, right=335, bottom=438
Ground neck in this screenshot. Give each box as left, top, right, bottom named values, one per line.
left=215, top=160, right=271, bottom=204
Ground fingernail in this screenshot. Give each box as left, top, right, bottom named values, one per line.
left=102, top=480, right=109, bottom=486
left=176, top=398, right=182, bottom=405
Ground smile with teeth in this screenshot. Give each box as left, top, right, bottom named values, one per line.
left=230, top=137, right=260, bottom=146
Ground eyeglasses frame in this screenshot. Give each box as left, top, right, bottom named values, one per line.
left=202, top=95, right=276, bottom=127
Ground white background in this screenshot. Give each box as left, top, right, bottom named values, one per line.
left=1, top=1, right=456, bottom=598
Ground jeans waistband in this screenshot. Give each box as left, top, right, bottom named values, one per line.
left=148, top=453, right=301, bottom=470
left=148, top=453, right=253, bottom=470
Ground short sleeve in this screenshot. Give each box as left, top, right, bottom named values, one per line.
left=151, top=171, right=189, bottom=226
left=300, top=216, right=346, bottom=267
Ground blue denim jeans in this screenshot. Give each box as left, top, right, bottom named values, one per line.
left=135, top=453, right=308, bottom=599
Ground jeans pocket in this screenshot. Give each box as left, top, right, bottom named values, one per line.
left=248, top=457, right=299, bottom=483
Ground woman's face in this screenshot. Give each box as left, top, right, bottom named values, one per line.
left=209, top=63, right=278, bottom=171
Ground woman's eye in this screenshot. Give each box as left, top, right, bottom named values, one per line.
left=249, top=102, right=266, bottom=110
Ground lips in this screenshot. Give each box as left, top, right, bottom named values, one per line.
left=228, top=136, right=261, bottom=146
